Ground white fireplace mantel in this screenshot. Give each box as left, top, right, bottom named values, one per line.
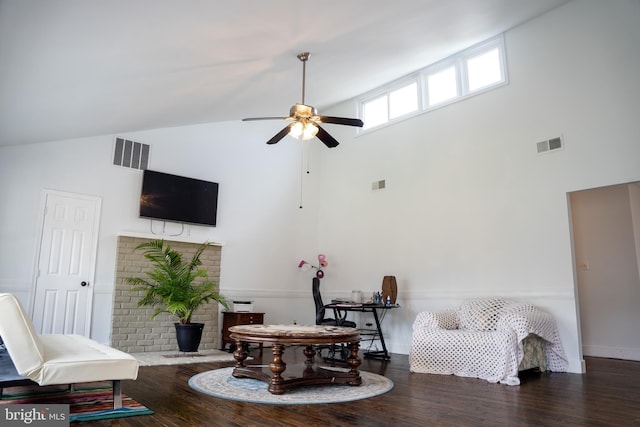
left=117, top=231, right=224, bottom=246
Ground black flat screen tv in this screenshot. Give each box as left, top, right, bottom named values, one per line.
left=139, top=170, right=219, bottom=227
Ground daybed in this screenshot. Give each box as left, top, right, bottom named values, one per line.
left=0, top=293, right=139, bottom=408
left=409, top=298, right=567, bottom=385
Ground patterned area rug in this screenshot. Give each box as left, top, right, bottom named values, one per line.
left=0, top=384, right=153, bottom=422
left=189, top=367, right=394, bottom=404
left=132, top=349, right=238, bottom=366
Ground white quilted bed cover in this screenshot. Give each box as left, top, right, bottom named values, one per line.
left=410, top=299, right=568, bottom=385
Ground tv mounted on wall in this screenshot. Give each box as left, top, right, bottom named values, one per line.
left=139, top=170, right=219, bottom=227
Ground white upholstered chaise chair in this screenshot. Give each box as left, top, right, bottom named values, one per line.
left=0, top=293, right=139, bottom=408
left=409, top=298, right=568, bottom=385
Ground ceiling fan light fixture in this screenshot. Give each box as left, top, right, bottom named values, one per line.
left=290, top=121, right=318, bottom=140
left=243, top=51, right=363, bottom=148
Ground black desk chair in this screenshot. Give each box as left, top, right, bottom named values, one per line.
left=312, top=278, right=355, bottom=361
left=313, top=278, right=356, bottom=328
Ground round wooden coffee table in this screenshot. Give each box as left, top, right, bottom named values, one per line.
left=229, top=324, right=361, bottom=395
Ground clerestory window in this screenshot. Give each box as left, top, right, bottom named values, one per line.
left=359, top=35, right=507, bottom=132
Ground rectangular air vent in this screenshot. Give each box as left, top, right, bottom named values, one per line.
left=548, top=137, right=562, bottom=150
left=372, top=179, right=386, bottom=190
left=113, top=137, right=149, bottom=170
left=536, top=136, right=563, bottom=154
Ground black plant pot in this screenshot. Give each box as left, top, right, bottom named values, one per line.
left=174, top=323, right=204, bottom=352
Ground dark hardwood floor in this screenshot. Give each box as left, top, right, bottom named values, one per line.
left=86, top=348, right=639, bottom=427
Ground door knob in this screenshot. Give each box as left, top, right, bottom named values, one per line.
left=81, top=281, right=88, bottom=287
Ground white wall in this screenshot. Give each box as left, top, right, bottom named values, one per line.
left=314, top=0, right=640, bottom=373
left=1, top=0, right=639, bottom=374
left=0, top=121, right=323, bottom=341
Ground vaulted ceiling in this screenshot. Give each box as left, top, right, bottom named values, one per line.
left=0, top=0, right=570, bottom=146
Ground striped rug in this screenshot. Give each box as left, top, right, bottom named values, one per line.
left=0, top=383, right=153, bottom=422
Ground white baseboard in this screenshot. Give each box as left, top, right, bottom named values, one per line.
left=583, top=345, right=640, bottom=361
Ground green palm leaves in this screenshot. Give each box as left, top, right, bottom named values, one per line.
left=126, top=240, right=229, bottom=324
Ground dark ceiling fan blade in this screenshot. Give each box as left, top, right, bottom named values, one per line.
left=243, top=116, right=289, bottom=121
left=316, top=115, right=364, bottom=127
left=266, top=124, right=294, bottom=145
left=315, top=125, right=340, bottom=148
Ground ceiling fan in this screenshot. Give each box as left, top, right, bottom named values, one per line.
left=243, top=52, right=364, bottom=148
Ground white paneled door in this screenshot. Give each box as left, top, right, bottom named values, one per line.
left=32, top=190, right=101, bottom=335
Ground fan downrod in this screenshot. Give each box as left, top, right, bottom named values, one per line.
left=297, top=52, right=310, bottom=105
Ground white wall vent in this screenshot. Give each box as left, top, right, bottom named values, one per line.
left=536, top=136, right=563, bottom=154
left=113, top=137, right=149, bottom=170
left=372, top=179, right=386, bottom=190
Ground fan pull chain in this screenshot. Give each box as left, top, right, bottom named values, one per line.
left=302, top=142, right=311, bottom=175
left=299, top=141, right=305, bottom=209
left=299, top=140, right=312, bottom=209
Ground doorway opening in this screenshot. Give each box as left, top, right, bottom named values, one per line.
left=569, top=181, right=640, bottom=361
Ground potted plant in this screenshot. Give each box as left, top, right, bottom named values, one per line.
left=126, top=239, right=229, bottom=352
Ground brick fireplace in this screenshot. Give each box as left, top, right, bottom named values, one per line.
left=112, top=235, right=222, bottom=353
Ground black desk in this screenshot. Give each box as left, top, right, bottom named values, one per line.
left=326, top=303, right=399, bottom=360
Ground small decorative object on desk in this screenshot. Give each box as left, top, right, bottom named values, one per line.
left=372, top=292, right=382, bottom=305
left=382, top=276, right=398, bottom=304
left=351, top=290, right=362, bottom=303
